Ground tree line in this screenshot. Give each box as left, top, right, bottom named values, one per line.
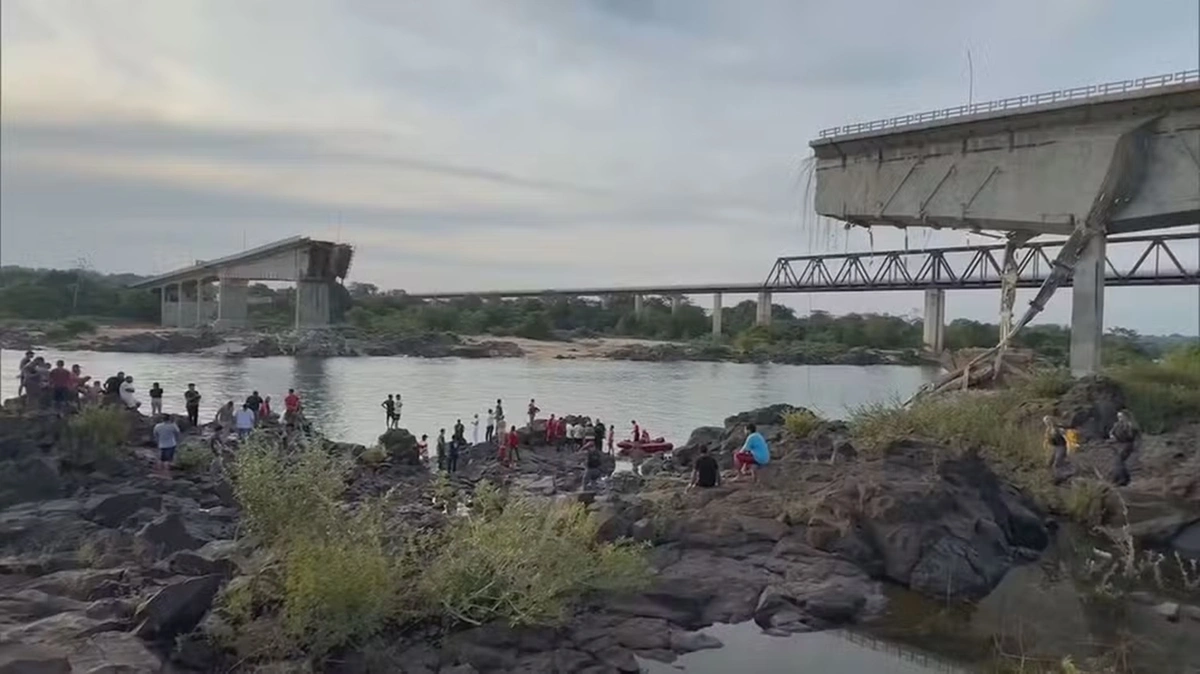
left=1, top=267, right=1189, bottom=364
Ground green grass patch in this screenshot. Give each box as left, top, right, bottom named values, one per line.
left=225, top=439, right=650, bottom=661
left=1107, top=348, right=1200, bottom=433
left=422, top=491, right=650, bottom=627
left=173, top=444, right=216, bottom=473
left=783, top=408, right=825, bottom=438
left=65, top=405, right=129, bottom=465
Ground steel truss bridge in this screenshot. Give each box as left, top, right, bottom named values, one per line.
left=401, top=232, right=1199, bottom=300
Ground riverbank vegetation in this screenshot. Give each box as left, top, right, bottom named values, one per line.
left=849, top=346, right=1200, bottom=514
left=223, top=438, right=649, bottom=660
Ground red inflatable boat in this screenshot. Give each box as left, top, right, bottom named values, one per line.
left=616, top=438, right=674, bottom=455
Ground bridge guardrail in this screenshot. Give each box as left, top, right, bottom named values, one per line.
left=817, top=69, right=1199, bottom=139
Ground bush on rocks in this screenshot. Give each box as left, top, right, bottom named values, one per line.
left=65, top=405, right=129, bottom=465
left=421, top=491, right=650, bottom=627
left=783, top=408, right=824, bottom=438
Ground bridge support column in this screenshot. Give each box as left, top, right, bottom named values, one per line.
left=711, top=292, right=723, bottom=337
left=215, top=279, right=248, bottom=329
left=633, top=294, right=644, bottom=319
left=177, top=281, right=199, bottom=328
left=296, top=280, right=331, bottom=328
left=1070, top=235, right=1106, bottom=376
left=922, top=288, right=946, bottom=352
left=755, top=290, right=772, bottom=326
left=670, top=295, right=682, bottom=315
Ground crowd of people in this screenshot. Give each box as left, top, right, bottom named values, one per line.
left=15, top=348, right=783, bottom=490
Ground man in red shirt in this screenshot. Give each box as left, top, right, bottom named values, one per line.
left=507, top=426, right=521, bottom=463
left=47, top=360, right=74, bottom=410
left=283, top=388, right=301, bottom=426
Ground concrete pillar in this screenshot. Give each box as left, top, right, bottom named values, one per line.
left=633, top=294, right=644, bottom=319
left=215, top=279, right=248, bottom=329
left=670, top=294, right=682, bottom=315
left=159, top=287, right=167, bottom=326
left=922, top=288, right=946, bottom=352
left=161, top=283, right=182, bottom=327
left=755, top=290, right=772, bottom=326
left=711, top=292, right=723, bottom=337
left=195, top=281, right=204, bottom=327
left=1070, top=235, right=1106, bottom=376
left=296, top=280, right=331, bottom=328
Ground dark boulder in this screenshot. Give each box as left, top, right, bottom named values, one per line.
left=378, top=428, right=421, bottom=465
left=82, top=490, right=162, bottom=528
left=135, top=513, right=206, bottom=558
left=1055, top=375, right=1126, bottom=440
left=134, top=574, right=224, bottom=640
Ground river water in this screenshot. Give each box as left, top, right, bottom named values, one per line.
left=0, top=350, right=939, bottom=446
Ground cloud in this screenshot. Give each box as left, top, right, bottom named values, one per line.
left=1, top=0, right=1197, bottom=334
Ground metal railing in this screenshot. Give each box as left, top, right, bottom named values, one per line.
left=817, top=69, right=1199, bottom=139
left=762, top=232, right=1199, bottom=292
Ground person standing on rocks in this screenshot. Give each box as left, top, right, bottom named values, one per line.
left=447, top=435, right=461, bottom=474
left=486, top=408, right=496, bottom=445
left=382, top=395, right=396, bottom=429
left=546, top=414, right=557, bottom=447
left=507, top=425, right=521, bottom=463
left=260, top=396, right=273, bottom=421
left=245, top=390, right=263, bottom=419
left=17, top=350, right=34, bottom=396
left=593, top=420, right=606, bottom=455
left=395, top=394, right=403, bottom=423
left=607, top=424, right=615, bottom=454
left=472, top=413, right=480, bottom=444
left=119, top=376, right=140, bottom=410
left=149, top=382, right=164, bottom=417
left=284, top=388, right=301, bottom=426
left=496, top=416, right=508, bottom=450
left=48, top=360, right=73, bottom=412
left=235, top=404, right=256, bottom=440
left=436, top=429, right=448, bottom=471
left=495, top=399, right=505, bottom=423
left=184, top=384, right=202, bottom=427
left=688, top=445, right=721, bottom=491
left=527, top=398, right=540, bottom=429
left=418, top=434, right=430, bottom=464
left=1110, top=410, right=1140, bottom=462
left=153, top=414, right=182, bottom=477
left=1044, top=416, right=1068, bottom=473
left=733, top=423, right=769, bottom=482
left=103, top=371, right=125, bottom=403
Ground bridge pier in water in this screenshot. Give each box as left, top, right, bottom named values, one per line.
left=755, top=290, right=772, bottom=326
left=1070, top=235, right=1106, bottom=376
left=922, top=288, right=946, bottom=352
left=633, top=294, right=645, bottom=319
left=711, top=292, right=723, bottom=337
left=215, top=279, right=248, bottom=328
left=296, top=280, right=332, bottom=329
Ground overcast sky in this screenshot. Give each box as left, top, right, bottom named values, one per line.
left=2, top=0, right=1198, bottom=334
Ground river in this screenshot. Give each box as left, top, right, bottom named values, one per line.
left=0, top=350, right=939, bottom=446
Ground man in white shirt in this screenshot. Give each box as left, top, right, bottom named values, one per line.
left=234, top=404, right=256, bottom=441
left=471, top=414, right=480, bottom=445
left=152, top=414, right=182, bottom=477
left=119, top=376, right=140, bottom=410
left=486, top=409, right=496, bottom=445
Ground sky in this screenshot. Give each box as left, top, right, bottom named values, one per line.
left=1, top=0, right=1198, bottom=334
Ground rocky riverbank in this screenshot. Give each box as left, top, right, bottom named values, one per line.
left=2, top=378, right=1197, bottom=673
left=1, top=323, right=928, bottom=366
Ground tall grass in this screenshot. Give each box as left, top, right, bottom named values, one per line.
left=783, top=408, right=825, bottom=438
left=1108, top=347, right=1200, bottom=433
left=65, top=404, right=129, bottom=464
left=225, top=439, right=650, bottom=660
left=422, top=493, right=650, bottom=627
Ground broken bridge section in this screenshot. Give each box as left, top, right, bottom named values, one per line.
left=809, top=70, right=1200, bottom=381
left=130, top=237, right=354, bottom=330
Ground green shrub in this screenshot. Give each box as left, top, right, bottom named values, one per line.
left=1064, top=479, right=1109, bottom=527
left=783, top=409, right=824, bottom=438
left=65, top=405, right=129, bottom=464
left=421, top=495, right=650, bottom=626
left=358, top=445, right=387, bottom=466
left=232, top=438, right=348, bottom=544
left=1109, top=353, right=1200, bottom=433
left=850, top=389, right=1045, bottom=474
left=173, top=444, right=215, bottom=473
left=1023, top=368, right=1073, bottom=398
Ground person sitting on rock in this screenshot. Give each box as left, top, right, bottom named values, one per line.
left=688, top=445, right=721, bottom=492
left=733, top=423, right=770, bottom=482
